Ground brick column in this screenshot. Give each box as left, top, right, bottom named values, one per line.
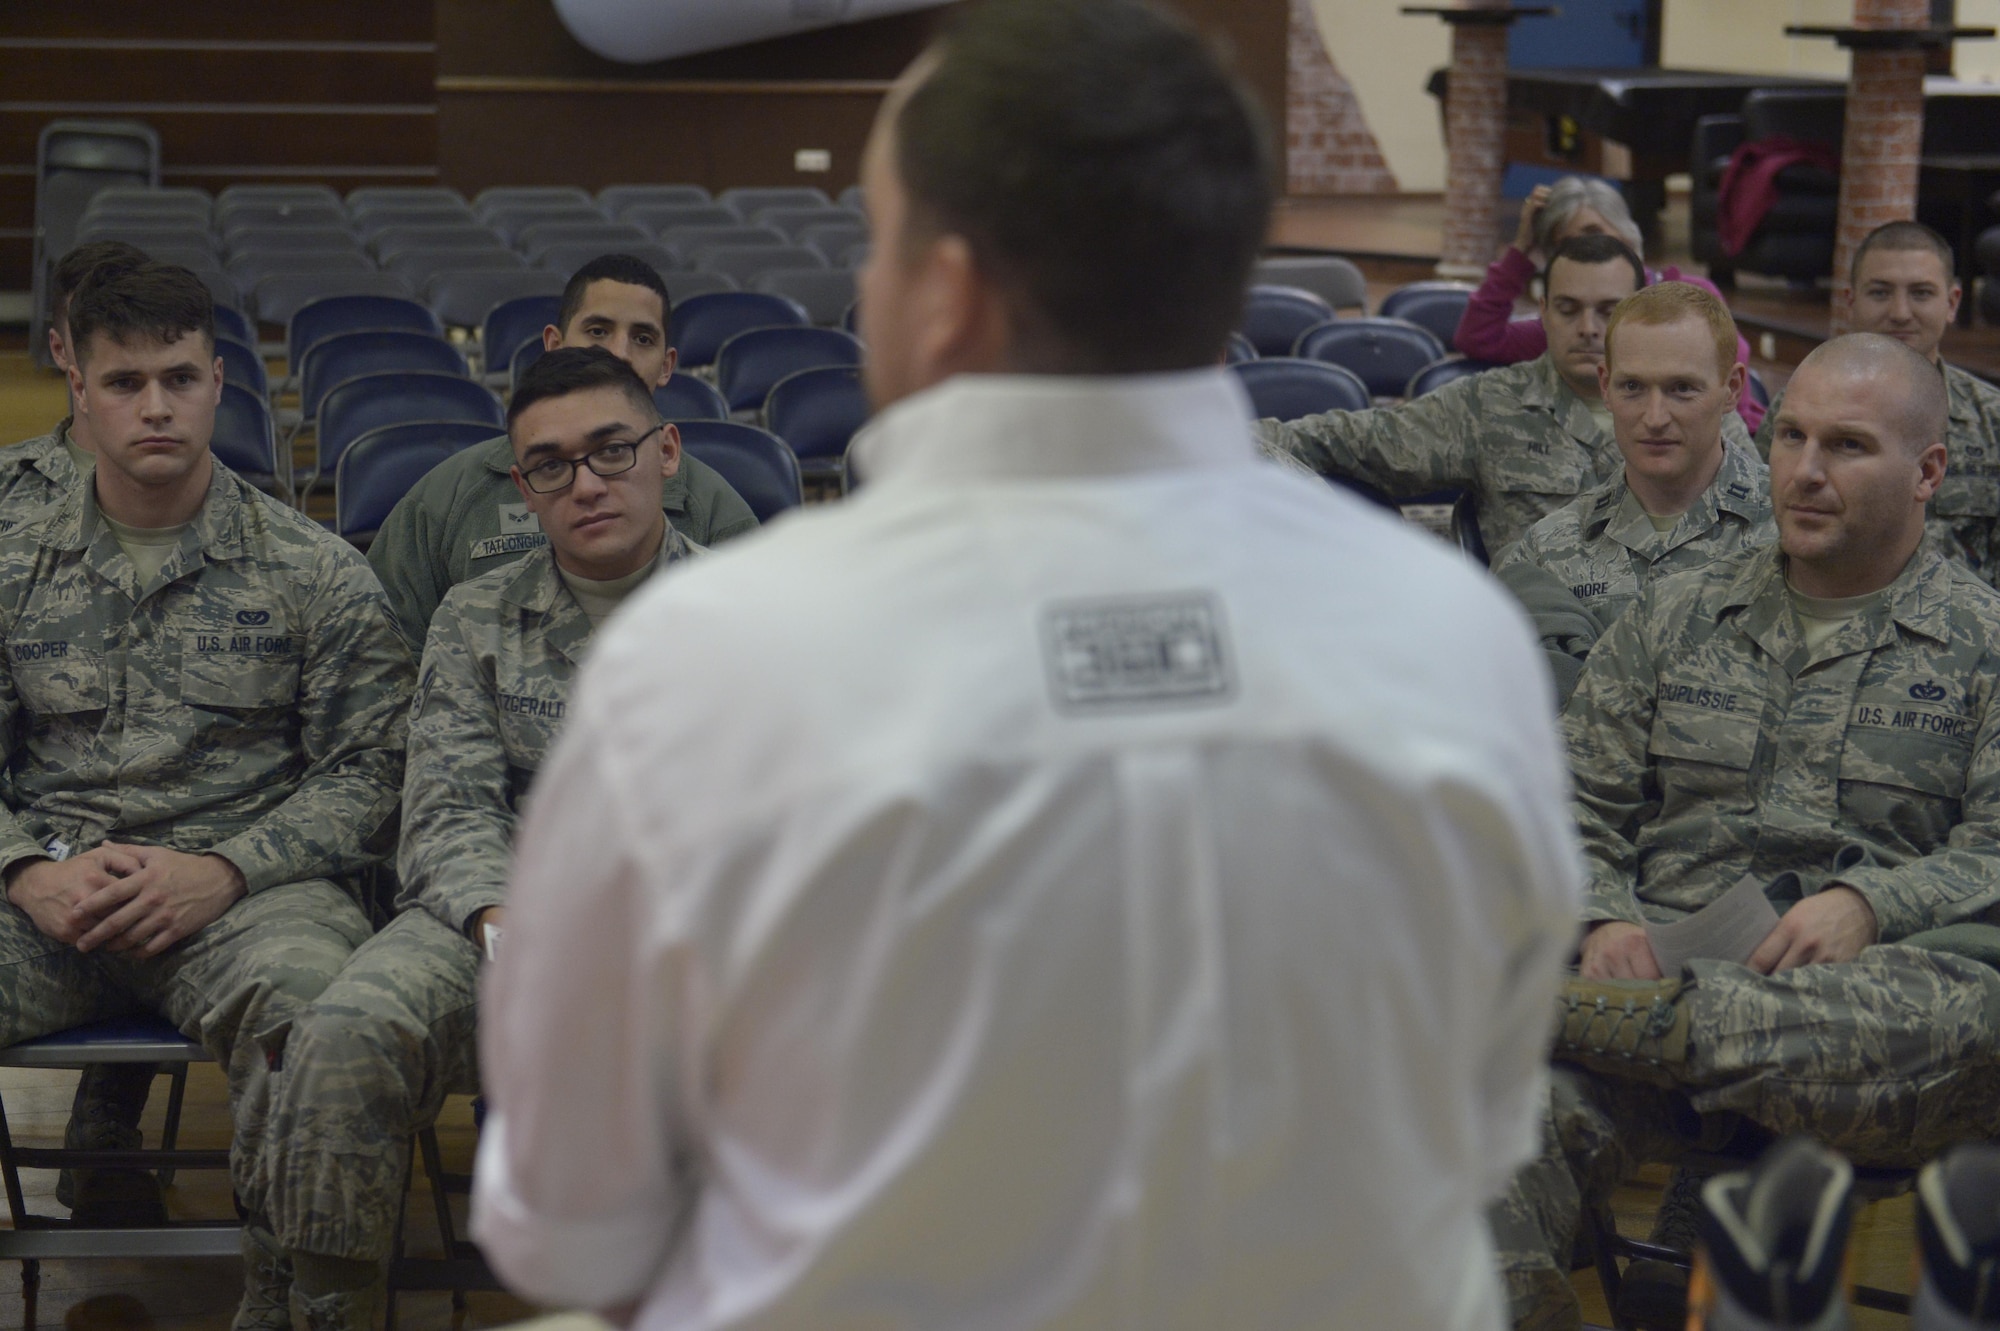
left=1829, top=0, right=1927, bottom=333
left=1437, top=18, right=1510, bottom=278
left=1287, top=0, right=1398, bottom=195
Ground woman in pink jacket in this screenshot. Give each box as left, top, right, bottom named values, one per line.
left=1454, top=177, right=1764, bottom=431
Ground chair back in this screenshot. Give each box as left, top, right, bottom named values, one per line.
left=216, top=336, right=269, bottom=397
left=1406, top=356, right=1500, bottom=397
left=1225, top=331, right=1258, bottom=364
left=213, top=303, right=256, bottom=347
left=371, top=224, right=506, bottom=260
left=213, top=381, right=280, bottom=485
left=714, top=326, right=864, bottom=413
left=483, top=296, right=562, bottom=378
left=654, top=376, right=731, bottom=422
left=259, top=272, right=415, bottom=329
left=749, top=268, right=857, bottom=326
left=697, top=244, right=829, bottom=285
left=1240, top=285, right=1336, bottom=358
left=599, top=184, right=712, bottom=218
left=485, top=205, right=608, bottom=245
left=749, top=206, right=863, bottom=239
left=1377, top=282, right=1476, bottom=348
left=347, top=186, right=468, bottom=216
left=317, top=371, right=503, bottom=480
left=300, top=330, right=467, bottom=423
left=1253, top=256, right=1367, bottom=311
left=1293, top=317, right=1447, bottom=398
left=765, top=365, right=869, bottom=461
left=424, top=270, right=566, bottom=330
left=719, top=186, right=832, bottom=216
left=676, top=420, right=803, bottom=522
left=535, top=241, right=681, bottom=277
left=517, top=221, right=651, bottom=261
left=220, top=205, right=350, bottom=238
left=335, top=421, right=497, bottom=540
left=474, top=186, right=593, bottom=216
left=627, top=203, right=741, bottom=234
left=1230, top=357, right=1371, bottom=421
left=670, top=290, right=811, bottom=367
left=288, top=294, right=443, bottom=376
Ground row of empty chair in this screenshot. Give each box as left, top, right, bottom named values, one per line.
left=74, top=183, right=870, bottom=332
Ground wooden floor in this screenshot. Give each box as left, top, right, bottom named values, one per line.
left=0, top=192, right=1950, bottom=1327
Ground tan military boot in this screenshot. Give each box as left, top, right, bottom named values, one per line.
left=232, top=1224, right=292, bottom=1331
left=290, top=1254, right=386, bottom=1331
left=1552, top=976, right=1690, bottom=1087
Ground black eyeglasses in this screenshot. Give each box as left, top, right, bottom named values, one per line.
left=520, top=426, right=659, bottom=494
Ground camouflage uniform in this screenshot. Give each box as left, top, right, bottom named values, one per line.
left=1491, top=426, right=1773, bottom=704
left=1754, top=363, right=2000, bottom=583
left=366, top=432, right=757, bottom=651
left=1492, top=543, right=2000, bottom=1329
left=1, top=421, right=84, bottom=520
left=1255, top=352, right=1620, bottom=554
left=0, top=461, right=411, bottom=1219
left=266, top=534, right=695, bottom=1265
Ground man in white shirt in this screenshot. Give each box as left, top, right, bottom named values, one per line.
left=472, top=2, right=1583, bottom=1328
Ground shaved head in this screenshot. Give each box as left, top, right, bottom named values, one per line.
left=1792, top=332, right=1946, bottom=456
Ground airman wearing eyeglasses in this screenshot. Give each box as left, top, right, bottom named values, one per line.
left=255, top=346, right=703, bottom=1326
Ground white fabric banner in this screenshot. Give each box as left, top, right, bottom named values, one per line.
left=552, top=0, right=954, bottom=64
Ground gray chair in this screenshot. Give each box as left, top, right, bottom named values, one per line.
left=229, top=250, right=377, bottom=294
left=255, top=270, right=415, bottom=327
left=535, top=241, right=682, bottom=278
left=355, top=206, right=479, bottom=239
left=800, top=222, right=869, bottom=266
left=81, top=185, right=210, bottom=223
left=696, top=245, right=829, bottom=284
left=473, top=186, right=594, bottom=216
left=751, top=268, right=858, bottom=327
left=599, top=184, right=712, bottom=218
left=0, top=1018, right=239, bottom=1306
left=838, top=184, right=865, bottom=213
left=1253, top=256, right=1368, bottom=313
left=749, top=206, right=865, bottom=240
left=517, top=222, right=652, bottom=263
left=32, top=120, right=161, bottom=366
left=216, top=185, right=342, bottom=219
left=372, top=224, right=508, bottom=261
left=220, top=205, right=351, bottom=238
left=424, top=269, right=568, bottom=330
left=347, top=186, right=468, bottom=216
left=662, top=271, right=739, bottom=303
left=384, top=247, right=527, bottom=286
left=225, top=227, right=365, bottom=257
left=486, top=206, right=613, bottom=246
left=626, top=203, right=741, bottom=235
left=718, top=186, right=832, bottom=215
left=75, top=223, right=219, bottom=260
left=662, top=224, right=786, bottom=260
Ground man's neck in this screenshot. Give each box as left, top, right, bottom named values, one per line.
left=1626, top=439, right=1726, bottom=520
left=93, top=455, right=212, bottom=529
left=1555, top=365, right=1601, bottom=402
left=552, top=522, right=665, bottom=584
left=1785, top=536, right=1921, bottom=600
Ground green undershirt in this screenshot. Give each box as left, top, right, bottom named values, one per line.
left=556, top=543, right=665, bottom=627
left=62, top=434, right=94, bottom=476
left=102, top=513, right=187, bottom=587
left=1615, top=485, right=1684, bottom=536
left=1788, top=584, right=1887, bottom=654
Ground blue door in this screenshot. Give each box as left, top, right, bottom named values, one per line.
left=1510, top=0, right=1649, bottom=68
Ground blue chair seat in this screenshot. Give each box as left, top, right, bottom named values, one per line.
left=0, top=1016, right=208, bottom=1068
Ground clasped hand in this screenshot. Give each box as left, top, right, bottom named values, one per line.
left=6, top=844, right=246, bottom=958
left=1579, top=887, right=1879, bottom=980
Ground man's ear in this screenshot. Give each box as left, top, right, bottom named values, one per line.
left=510, top=465, right=535, bottom=505
left=1838, top=283, right=1856, bottom=319
left=658, top=422, right=681, bottom=479
left=1722, top=360, right=1747, bottom=409
left=657, top=346, right=678, bottom=388
left=1946, top=281, right=1964, bottom=327
left=541, top=323, right=563, bottom=353
left=913, top=233, right=1007, bottom=377
left=1596, top=360, right=1612, bottom=400
left=48, top=326, right=69, bottom=373
left=1916, top=440, right=1949, bottom=503
left=66, top=357, right=87, bottom=413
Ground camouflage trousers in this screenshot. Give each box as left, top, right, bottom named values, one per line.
left=0, top=879, right=371, bottom=1214
left=1491, top=945, right=2000, bottom=1331
left=261, top=908, right=479, bottom=1263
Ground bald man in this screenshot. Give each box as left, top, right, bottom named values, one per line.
left=1491, top=333, right=2000, bottom=1330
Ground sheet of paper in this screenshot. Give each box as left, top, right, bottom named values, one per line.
left=1644, top=872, right=1782, bottom=977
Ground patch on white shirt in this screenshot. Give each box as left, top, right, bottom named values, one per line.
left=1041, top=591, right=1234, bottom=711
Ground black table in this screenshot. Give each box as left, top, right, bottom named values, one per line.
left=1426, top=67, right=1842, bottom=232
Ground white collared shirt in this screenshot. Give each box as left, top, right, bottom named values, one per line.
left=473, top=369, right=1582, bottom=1331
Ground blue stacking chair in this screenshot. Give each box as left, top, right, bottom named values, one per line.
left=1746, top=366, right=1771, bottom=409
left=286, top=294, right=441, bottom=382
left=654, top=376, right=730, bottom=422
left=482, top=295, right=560, bottom=384
left=1293, top=318, right=1447, bottom=399
left=510, top=339, right=546, bottom=390
left=1225, top=331, right=1258, bottom=364
left=1377, top=282, right=1477, bottom=349
left=1239, top=285, right=1336, bottom=359
left=765, top=364, right=868, bottom=488
left=212, top=303, right=255, bottom=348
left=334, top=421, right=497, bottom=545
left=1406, top=357, right=1500, bottom=398
left=675, top=421, right=802, bottom=523
left=1231, top=358, right=1370, bottom=422
left=213, top=381, right=284, bottom=495
left=214, top=337, right=268, bottom=397
left=315, top=372, right=503, bottom=497
left=713, top=326, right=862, bottom=414
left=669, top=291, right=810, bottom=369
left=298, top=330, right=468, bottom=430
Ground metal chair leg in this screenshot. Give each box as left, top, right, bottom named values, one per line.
left=158, top=1062, right=189, bottom=1187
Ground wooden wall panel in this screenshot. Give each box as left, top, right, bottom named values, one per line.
left=0, top=1, right=436, bottom=292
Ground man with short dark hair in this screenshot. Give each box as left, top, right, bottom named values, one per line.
left=1261, top=233, right=1643, bottom=554
left=473, top=2, right=1579, bottom=1327
left=1493, top=333, right=2000, bottom=1329
left=0, top=263, right=409, bottom=1331
left=1494, top=281, right=1772, bottom=702
left=1, top=241, right=150, bottom=515
left=260, top=347, right=702, bottom=1331
left=366, top=252, right=758, bottom=650
left=1755, top=220, right=2000, bottom=583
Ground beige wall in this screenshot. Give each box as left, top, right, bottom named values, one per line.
left=1309, top=0, right=1448, bottom=192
